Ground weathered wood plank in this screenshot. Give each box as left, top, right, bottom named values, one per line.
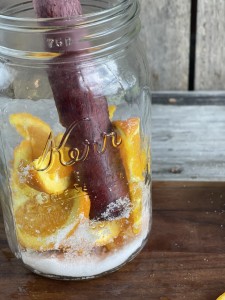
left=0, top=1, right=14, bottom=10
left=140, top=0, right=191, bottom=91
left=152, top=95, right=225, bottom=180
left=195, top=0, right=225, bottom=90
left=152, top=91, right=225, bottom=105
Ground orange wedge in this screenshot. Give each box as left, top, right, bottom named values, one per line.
left=9, top=112, right=51, bottom=159
left=89, top=220, right=124, bottom=247
left=113, top=118, right=148, bottom=234
left=113, top=118, right=146, bottom=182
left=10, top=114, right=73, bottom=194
left=12, top=140, right=90, bottom=251
left=217, top=293, right=225, bottom=300
left=26, top=150, right=74, bottom=194
left=27, top=132, right=74, bottom=194
left=9, top=113, right=91, bottom=251
left=11, top=139, right=40, bottom=210
left=108, top=105, right=116, bottom=120
left=15, top=189, right=90, bottom=251
left=129, top=182, right=143, bottom=234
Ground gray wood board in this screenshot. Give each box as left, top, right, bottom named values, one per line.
left=140, top=0, right=191, bottom=91
left=152, top=102, right=225, bottom=181
left=195, top=0, right=225, bottom=90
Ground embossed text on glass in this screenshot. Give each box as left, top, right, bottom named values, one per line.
left=35, top=118, right=122, bottom=172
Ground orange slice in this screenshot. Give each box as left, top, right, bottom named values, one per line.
left=13, top=140, right=33, bottom=170
left=26, top=132, right=74, bottom=194
left=60, top=218, right=125, bottom=251
left=89, top=220, right=124, bottom=247
left=10, top=114, right=74, bottom=194
left=217, top=293, right=225, bottom=300
left=15, top=189, right=90, bottom=251
left=11, top=140, right=40, bottom=210
left=113, top=118, right=149, bottom=234
left=26, top=150, right=73, bottom=194
left=113, top=118, right=146, bottom=182
left=106, top=224, right=134, bottom=251
left=9, top=112, right=51, bottom=159
left=129, top=182, right=143, bottom=234
left=108, top=105, right=116, bottom=120
left=12, top=139, right=90, bottom=251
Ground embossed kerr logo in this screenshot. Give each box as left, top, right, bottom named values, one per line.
left=35, top=118, right=122, bottom=172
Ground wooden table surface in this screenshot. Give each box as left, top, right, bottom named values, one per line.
left=0, top=181, right=224, bottom=300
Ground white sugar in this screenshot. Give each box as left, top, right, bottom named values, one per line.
left=18, top=163, right=34, bottom=184
left=100, top=196, right=132, bottom=221
left=21, top=187, right=151, bottom=278
left=21, top=228, right=149, bottom=278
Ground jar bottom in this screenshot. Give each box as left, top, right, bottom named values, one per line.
left=21, top=231, right=150, bottom=280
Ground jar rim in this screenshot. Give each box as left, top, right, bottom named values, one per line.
left=0, top=0, right=132, bottom=29
left=0, top=0, right=140, bottom=64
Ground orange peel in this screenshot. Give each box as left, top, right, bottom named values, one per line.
left=26, top=150, right=74, bottom=194
left=113, top=117, right=148, bottom=234
left=217, top=293, right=225, bottom=300
left=9, top=112, right=51, bottom=159
left=15, top=189, right=90, bottom=251
left=11, top=139, right=40, bottom=210
left=113, top=118, right=146, bottom=182
left=10, top=114, right=73, bottom=194
left=108, top=105, right=116, bottom=120
left=89, top=220, right=124, bottom=247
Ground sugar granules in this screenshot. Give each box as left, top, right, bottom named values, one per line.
left=21, top=186, right=151, bottom=278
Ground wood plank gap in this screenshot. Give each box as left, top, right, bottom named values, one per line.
left=188, top=0, right=198, bottom=90
left=152, top=91, right=225, bottom=105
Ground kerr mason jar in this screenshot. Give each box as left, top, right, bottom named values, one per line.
left=0, top=0, right=152, bottom=279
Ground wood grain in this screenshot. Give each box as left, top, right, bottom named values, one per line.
left=140, top=0, right=191, bottom=91
left=195, top=0, right=225, bottom=90
left=0, top=181, right=224, bottom=300
left=152, top=96, right=225, bottom=180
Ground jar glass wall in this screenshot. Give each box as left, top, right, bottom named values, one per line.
left=0, top=0, right=152, bottom=279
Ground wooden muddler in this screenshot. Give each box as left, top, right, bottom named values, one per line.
left=33, top=0, right=130, bottom=220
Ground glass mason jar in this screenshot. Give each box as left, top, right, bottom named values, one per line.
left=0, top=0, right=152, bottom=279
